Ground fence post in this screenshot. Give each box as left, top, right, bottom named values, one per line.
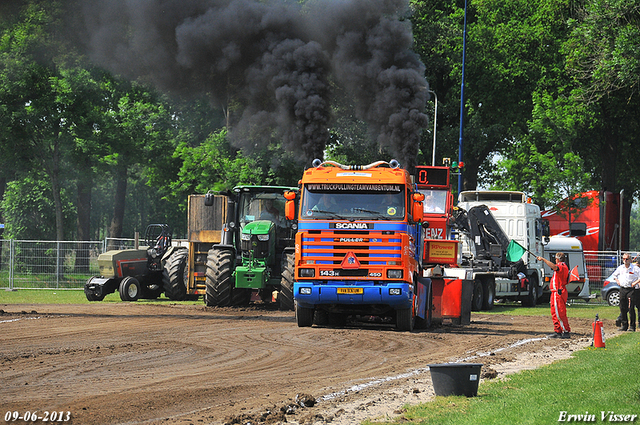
left=9, top=239, right=14, bottom=291
left=56, top=240, right=60, bottom=289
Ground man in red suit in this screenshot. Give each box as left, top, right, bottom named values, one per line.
left=538, top=252, right=570, bottom=338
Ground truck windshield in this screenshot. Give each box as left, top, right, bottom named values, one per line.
left=419, top=189, right=447, bottom=214
left=301, top=188, right=405, bottom=220
left=239, top=191, right=286, bottom=229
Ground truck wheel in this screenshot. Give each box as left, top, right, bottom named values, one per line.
left=119, top=277, right=141, bottom=301
left=396, top=308, right=414, bottom=331
left=205, top=248, right=234, bottom=307
left=162, top=249, right=188, bottom=301
left=481, top=281, right=495, bottom=310
left=521, top=274, right=538, bottom=307
left=471, top=280, right=484, bottom=311
left=295, top=301, right=314, bottom=327
left=278, top=252, right=295, bottom=311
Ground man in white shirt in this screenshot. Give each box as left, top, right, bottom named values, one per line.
left=610, top=253, right=640, bottom=331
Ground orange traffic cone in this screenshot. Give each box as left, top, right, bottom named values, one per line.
left=592, top=314, right=605, bottom=348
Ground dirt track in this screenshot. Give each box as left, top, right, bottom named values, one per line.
left=0, top=303, right=613, bottom=425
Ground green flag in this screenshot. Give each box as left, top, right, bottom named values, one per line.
left=506, top=240, right=527, bottom=262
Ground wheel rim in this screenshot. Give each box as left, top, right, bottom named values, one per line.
left=127, top=283, right=138, bottom=298
left=609, top=291, right=620, bottom=306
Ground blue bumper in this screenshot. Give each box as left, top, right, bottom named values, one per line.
left=294, top=281, right=413, bottom=309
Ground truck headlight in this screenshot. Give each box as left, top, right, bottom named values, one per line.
left=299, top=268, right=315, bottom=277
left=241, top=233, right=251, bottom=241
left=387, top=270, right=403, bottom=279
left=299, top=287, right=312, bottom=295
left=389, top=288, right=402, bottom=295
left=257, top=234, right=270, bottom=241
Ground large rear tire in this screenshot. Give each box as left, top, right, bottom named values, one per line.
left=279, top=252, right=295, bottom=311
left=205, top=248, right=234, bottom=307
left=162, top=249, right=188, bottom=301
left=119, top=277, right=141, bottom=301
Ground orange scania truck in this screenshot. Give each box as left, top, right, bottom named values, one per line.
left=284, top=159, right=472, bottom=331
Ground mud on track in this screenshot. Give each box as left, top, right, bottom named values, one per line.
left=0, top=303, right=610, bottom=424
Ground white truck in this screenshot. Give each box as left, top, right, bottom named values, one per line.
left=455, top=191, right=549, bottom=310
left=540, top=235, right=591, bottom=302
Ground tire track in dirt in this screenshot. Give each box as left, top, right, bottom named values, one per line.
left=0, top=304, right=605, bottom=425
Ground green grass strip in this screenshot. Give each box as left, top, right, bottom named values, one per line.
left=0, top=288, right=201, bottom=305
left=374, top=333, right=640, bottom=425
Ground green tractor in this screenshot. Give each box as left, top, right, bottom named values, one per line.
left=84, top=224, right=187, bottom=301
left=203, top=186, right=298, bottom=309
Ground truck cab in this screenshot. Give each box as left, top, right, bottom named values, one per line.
left=291, top=159, right=428, bottom=331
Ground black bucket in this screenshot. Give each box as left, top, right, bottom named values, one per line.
left=428, top=363, right=483, bottom=397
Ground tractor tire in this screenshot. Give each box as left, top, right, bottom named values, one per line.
left=205, top=248, right=235, bottom=307
left=119, top=277, right=141, bottom=301
left=278, top=252, right=295, bottom=311
left=84, top=277, right=105, bottom=301
left=295, top=301, right=314, bottom=327
left=162, top=249, right=188, bottom=301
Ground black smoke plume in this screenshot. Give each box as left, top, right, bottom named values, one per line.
left=78, top=0, right=429, bottom=168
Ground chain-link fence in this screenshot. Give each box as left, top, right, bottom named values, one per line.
left=0, top=239, right=103, bottom=290
left=0, top=238, right=187, bottom=290
left=584, top=251, right=634, bottom=293
left=0, top=237, right=631, bottom=299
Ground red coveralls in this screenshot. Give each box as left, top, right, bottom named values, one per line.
left=550, top=262, right=570, bottom=334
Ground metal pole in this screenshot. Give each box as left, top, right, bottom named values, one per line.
left=429, top=90, right=438, bottom=166
left=458, top=0, right=468, bottom=194
left=56, top=241, right=60, bottom=289
left=619, top=189, right=624, bottom=251
left=9, top=239, right=14, bottom=291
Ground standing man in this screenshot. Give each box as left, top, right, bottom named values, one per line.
left=610, top=253, right=640, bottom=331
left=538, top=252, right=571, bottom=338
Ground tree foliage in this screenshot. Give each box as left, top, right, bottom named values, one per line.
left=1, top=0, right=640, bottom=242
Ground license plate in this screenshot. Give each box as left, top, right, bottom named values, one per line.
left=337, top=287, right=363, bottom=294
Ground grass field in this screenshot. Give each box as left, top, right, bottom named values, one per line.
left=370, top=331, right=640, bottom=425
left=0, top=288, right=202, bottom=305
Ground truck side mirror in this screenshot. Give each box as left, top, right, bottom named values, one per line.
left=412, top=192, right=425, bottom=223
left=285, top=200, right=295, bottom=220
left=284, top=191, right=296, bottom=220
